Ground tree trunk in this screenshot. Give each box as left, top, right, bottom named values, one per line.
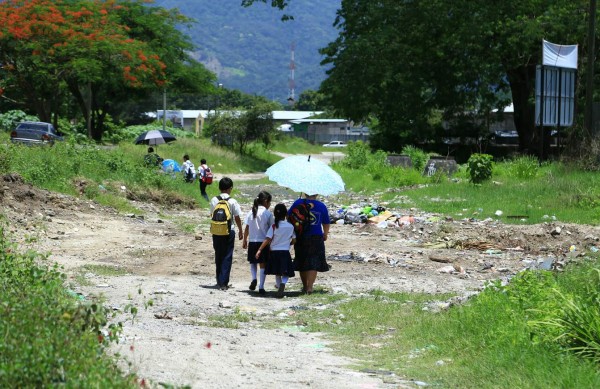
left=67, top=80, right=89, bottom=131
left=507, top=64, right=537, bottom=154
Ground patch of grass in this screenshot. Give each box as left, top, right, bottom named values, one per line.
left=206, top=307, right=252, bottom=329
left=80, top=264, right=129, bottom=277
left=287, top=282, right=600, bottom=388
left=270, top=135, right=329, bottom=155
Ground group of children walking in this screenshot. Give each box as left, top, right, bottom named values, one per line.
left=242, top=190, right=296, bottom=298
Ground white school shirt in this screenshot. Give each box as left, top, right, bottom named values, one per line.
left=266, top=220, right=296, bottom=250
left=244, top=206, right=274, bottom=242
left=198, top=164, right=209, bottom=179
left=182, top=160, right=195, bottom=177
left=209, top=193, right=242, bottom=232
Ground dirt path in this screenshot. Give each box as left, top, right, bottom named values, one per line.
left=3, top=170, right=598, bottom=388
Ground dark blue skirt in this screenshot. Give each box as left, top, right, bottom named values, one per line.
left=265, top=250, right=295, bottom=277
left=247, top=241, right=269, bottom=264
left=294, top=235, right=330, bottom=272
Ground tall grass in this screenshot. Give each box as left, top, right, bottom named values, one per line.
left=390, top=162, right=600, bottom=224
left=291, top=259, right=600, bottom=388
left=0, top=224, right=134, bottom=387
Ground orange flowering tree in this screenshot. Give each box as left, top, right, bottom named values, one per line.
left=0, top=0, right=213, bottom=140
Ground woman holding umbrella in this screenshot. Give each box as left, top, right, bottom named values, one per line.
left=290, top=193, right=330, bottom=294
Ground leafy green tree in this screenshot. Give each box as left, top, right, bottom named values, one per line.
left=0, top=0, right=214, bottom=141
left=250, top=0, right=589, bottom=154
left=295, top=89, right=329, bottom=111
left=210, top=102, right=277, bottom=153
left=323, top=0, right=588, bottom=153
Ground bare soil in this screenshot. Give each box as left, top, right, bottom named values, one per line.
left=3, top=170, right=598, bottom=388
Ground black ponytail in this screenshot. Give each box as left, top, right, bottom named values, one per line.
left=273, top=203, right=287, bottom=228
left=252, top=190, right=272, bottom=219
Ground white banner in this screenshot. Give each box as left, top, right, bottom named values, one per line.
left=542, top=40, right=578, bottom=69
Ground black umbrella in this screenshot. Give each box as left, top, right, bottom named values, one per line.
left=134, top=130, right=177, bottom=146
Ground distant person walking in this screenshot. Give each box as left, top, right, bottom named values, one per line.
left=243, top=191, right=273, bottom=294
left=290, top=194, right=330, bottom=294
left=182, top=154, right=196, bottom=183
left=209, top=177, right=243, bottom=290
left=198, top=159, right=212, bottom=201
left=257, top=203, right=296, bottom=298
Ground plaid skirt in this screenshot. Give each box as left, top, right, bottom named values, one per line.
left=247, top=241, right=269, bottom=264
left=294, top=235, right=330, bottom=273
left=265, top=250, right=295, bottom=277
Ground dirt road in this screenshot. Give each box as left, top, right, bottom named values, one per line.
left=3, top=170, right=597, bottom=388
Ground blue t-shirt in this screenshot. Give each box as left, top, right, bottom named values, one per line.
left=289, top=198, right=330, bottom=236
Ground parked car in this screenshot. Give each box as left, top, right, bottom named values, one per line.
left=323, top=140, right=347, bottom=148
left=10, top=121, right=63, bottom=145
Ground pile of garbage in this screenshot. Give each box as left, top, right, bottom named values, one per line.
left=330, top=203, right=419, bottom=228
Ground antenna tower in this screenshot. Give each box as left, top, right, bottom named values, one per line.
left=287, top=42, right=296, bottom=105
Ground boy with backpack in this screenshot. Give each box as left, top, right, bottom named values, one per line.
left=209, top=177, right=243, bottom=290
left=182, top=154, right=196, bottom=183
left=198, top=159, right=213, bottom=201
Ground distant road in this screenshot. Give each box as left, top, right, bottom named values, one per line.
left=271, top=151, right=345, bottom=164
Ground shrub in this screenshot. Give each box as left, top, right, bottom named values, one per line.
left=509, top=155, right=539, bottom=179
left=467, top=153, right=493, bottom=184
left=341, top=141, right=370, bottom=169
left=384, top=166, right=426, bottom=187
left=534, top=267, right=600, bottom=364
left=0, top=225, right=133, bottom=387
left=0, top=110, right=37, bottom=132
left=401, top=145, right=429, bottom=172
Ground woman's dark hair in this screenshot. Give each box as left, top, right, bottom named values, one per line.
left=201, top=158, right=207, bottom=164
left=273, top=203, right=287, bottom=228
left=252, top=191, right=272, bottom=219
left=183, top=154, right=189, bottom=160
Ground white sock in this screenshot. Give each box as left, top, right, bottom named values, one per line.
left=281, top=276, right=289, bottom=285
left=259, top=269, right=266, bottom=289
left=275, top=275, right=282, bottom=288
left=250, top=263, right=257, bottom=280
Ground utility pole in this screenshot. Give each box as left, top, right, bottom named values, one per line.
left=585, top=0, right=597, bottom=136
left=287, top=42, right=296, bottom=106
left=162, top=88, right=167, bottom=132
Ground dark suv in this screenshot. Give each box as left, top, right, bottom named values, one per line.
left=11, top=121, right=64, bottom=145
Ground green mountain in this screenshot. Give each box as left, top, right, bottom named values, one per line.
left=152, top=0, right=340, bottom=103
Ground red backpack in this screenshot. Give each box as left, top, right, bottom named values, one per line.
left=288, top=200, right=312, bottom=238
left=202, top=166, right=213, bottom=184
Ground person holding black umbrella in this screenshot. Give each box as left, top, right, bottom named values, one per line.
left=144, top=147, right=163, bottom=167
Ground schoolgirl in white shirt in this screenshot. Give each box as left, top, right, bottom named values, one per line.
left=256, top=203, right=296, bottom=298
left=242, top=191, right=273, bottom=294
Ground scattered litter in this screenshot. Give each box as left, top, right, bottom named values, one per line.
left=154, top=311, right=172, bottom=320
left=437, top=265, right=455, bottom=273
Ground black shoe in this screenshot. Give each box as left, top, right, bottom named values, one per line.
left=219, top=285, right=228, bottom=291
left=276, top=283, right=285, bottom=298
left=258, top=288, right=266, bottom=295
left=249, top=279, right=257, bottom=291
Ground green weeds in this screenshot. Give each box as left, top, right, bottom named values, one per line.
left=0, top=226, right=134, bottom=387
left=285, top=260, right=600, bottom=388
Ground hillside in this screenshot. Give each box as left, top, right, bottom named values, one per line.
left=153, top=0, right=340, bottom=103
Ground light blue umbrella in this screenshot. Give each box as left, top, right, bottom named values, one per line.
left=265, top=155, right=345, bottom=196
